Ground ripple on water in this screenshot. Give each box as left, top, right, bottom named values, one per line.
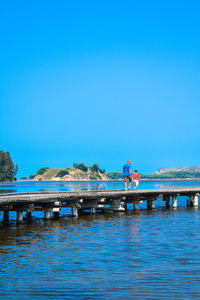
left=0, top=209, right=200, bottom=298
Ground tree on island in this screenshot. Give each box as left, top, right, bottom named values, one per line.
left=90, top=164, right=104, bottom=174
left=73, top=163, right=105, bottom=174
left=0, top=151, right=18, bottom=181
left=73, top=163, right=88, bottom=172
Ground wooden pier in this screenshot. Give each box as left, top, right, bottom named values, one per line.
left=0, top=188, right=200, bottom=224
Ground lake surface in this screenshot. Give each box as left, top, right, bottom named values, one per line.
left=1, top=179, right=200, bottom=194
left=1, top=180, right=200, bottom=299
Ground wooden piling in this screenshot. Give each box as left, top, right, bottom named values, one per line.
left=147, top=199, right=155, bottom=209
left=44, top=210, right=51, bottom=220
left=53, top=212, right=59, bottom=219
left=151, top=200, right=155, bottom=209
left=3, top=210, right=9, bottom=224
left=164, top=195, right=170, bottom=207
left=122, top=197, right=127, bottom=211
left=17, top=211, right=23, bottom=223
left=26, top=212, right=32, bottom=222
left=72, top=207, right=78, bottom=217
left=110, top=199, right=125, bottom=212
left=189, top=195, right=194, bottom=207
left=194, top=194, right=199, bottom=207
left=172, top=195, right=177, bottom=208
left=53, top=207, right=60, bottom=219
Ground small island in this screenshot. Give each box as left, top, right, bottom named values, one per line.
left=33, top=163, right=108, bottom=181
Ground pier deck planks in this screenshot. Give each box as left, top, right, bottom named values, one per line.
left=0, top=188, right=200, bottom=222
left=0, top=188, right=200, bottom=204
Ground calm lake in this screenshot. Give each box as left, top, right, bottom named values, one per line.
left=1, top=180, right=200, bottom=299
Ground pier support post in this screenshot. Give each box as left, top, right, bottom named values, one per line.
left=72, top=207, right=78, bottom=217
left=134, top=203, right=139, bottom=211
left=166, top=198, right=170, bottom=207
left=147, top=199, right=155, bottom=209
left=53, top=207, right=60, bottom=219
left=3, top=210, right=9, bottom=224
left=118, top=205, right=125, bottom=211
left=53, top=212, right=59, bottom=219
left=91, top=208, right=96, bottom=214
left=194, top=194, right=199, bottom=208
left=172, top=195, right=177, bottom=208
left=44, top=210, right=51, bottom=220
left=165, top=195, right=170, bottom=207
left=189, top=196, right=194, bottom=207
left=17, top=211, right=23, bottom=223
left=110, top=199, right=125, bottom=212
left=124, top=203, right=128, bottom=211
left=26, top=212, right=32, bottom=222
left=147, top=201, right=151, bottom=209
left=122, top=197, right=127, bottom=211
left=112, top=204, right=125, bottom=212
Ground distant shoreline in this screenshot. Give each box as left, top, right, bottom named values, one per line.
left=1, top=178, right=200, bottom=184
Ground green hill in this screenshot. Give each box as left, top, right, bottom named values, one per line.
left=33, top=163, right=108, bottom=181
left=142, top=171, right=200, bottom=179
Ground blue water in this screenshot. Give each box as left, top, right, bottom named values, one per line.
left=1, top=180, right=200, bottom=299
left=0, top=179, right=200, bottom=194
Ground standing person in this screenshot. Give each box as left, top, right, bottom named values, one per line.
left=132, top=169, right=140, bottom=190
left=123, top=160, right=132, bottom=190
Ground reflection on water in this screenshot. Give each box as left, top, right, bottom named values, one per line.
left=1, top=210, right=200, bottom=298
left=0, top=189, right=17, bottom=194
left=154, top=181, right=200, bottom=189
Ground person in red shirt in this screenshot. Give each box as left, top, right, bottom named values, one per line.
left=132, top=169, right=140, bottom=190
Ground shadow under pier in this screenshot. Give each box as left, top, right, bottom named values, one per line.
left=0, top=188, right=199, bottom=224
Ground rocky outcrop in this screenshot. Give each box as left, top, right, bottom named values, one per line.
left=154, top=166, right=200, bottom=174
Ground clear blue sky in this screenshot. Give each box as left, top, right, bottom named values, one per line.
left=0, top=0, right=200, bottom=177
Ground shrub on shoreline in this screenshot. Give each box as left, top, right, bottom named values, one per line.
left=73, top=163, right=88, bottom=172
left=36, top=167, right=49, bottom=176
left=56, top=170, right=69, bottom=177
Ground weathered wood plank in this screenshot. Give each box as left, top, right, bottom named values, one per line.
left=0, top=188, right=199, bottom=209
left=1, top=188, right=200, bottom=201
